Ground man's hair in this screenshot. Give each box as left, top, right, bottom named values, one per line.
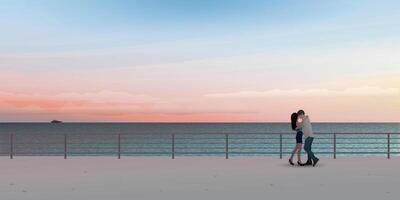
left=297, top=110, right=305, bottom=115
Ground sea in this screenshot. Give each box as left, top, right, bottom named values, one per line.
left=0, top=123, right=399, bottom=157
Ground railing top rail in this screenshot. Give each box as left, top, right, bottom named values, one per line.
left=171, top=132, right=399, bottom=135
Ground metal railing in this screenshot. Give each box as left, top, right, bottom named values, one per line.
left=1, top=133, right=399, bottom=159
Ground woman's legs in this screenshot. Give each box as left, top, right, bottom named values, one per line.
left=290, top=143, right=302, bottom=162
left=296, top=144, right=302, bottom=162
left=289, top=145, right=297, bottom=161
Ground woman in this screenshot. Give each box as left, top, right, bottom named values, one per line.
left=289, top=112, right=304, bottom=166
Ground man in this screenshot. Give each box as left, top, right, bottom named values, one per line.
left=298, top=110, right=319, bottom=166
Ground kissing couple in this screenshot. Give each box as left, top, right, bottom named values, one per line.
left=289, top=110, right=319, bottom=167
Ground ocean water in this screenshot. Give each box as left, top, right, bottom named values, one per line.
left=0, top=123, right=399, bottom=157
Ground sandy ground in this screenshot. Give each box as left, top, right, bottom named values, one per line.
left=0, top=156, right=399, bottom=200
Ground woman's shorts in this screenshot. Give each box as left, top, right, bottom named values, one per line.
left=296, top=131, right=303, bottom=144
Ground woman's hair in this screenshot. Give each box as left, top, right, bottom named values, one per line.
left=291, top=112, right=298, bottom=130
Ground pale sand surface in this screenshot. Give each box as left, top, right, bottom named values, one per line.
left=0, top=157, right=399, bottom=200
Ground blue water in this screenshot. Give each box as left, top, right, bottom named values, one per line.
left=0, top=123, right=399, bottom=157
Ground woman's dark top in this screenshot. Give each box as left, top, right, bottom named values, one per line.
left=295, top=128, right=303, bottom=144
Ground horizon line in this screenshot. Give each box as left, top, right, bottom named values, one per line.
left=1, top=121, right=399, bottom=124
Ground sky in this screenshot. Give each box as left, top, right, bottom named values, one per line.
left=0, top=0, right=399, bottom=122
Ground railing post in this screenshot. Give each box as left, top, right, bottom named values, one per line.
left=279, top=133, right=283, bottom=159
left=10, top=133, right=13, bottom=159
left=387, top=133, right=390, bottom=159
left=333, top=133, right=337, bottom=159
left=172, top=134, right=175, bottom=159
left=64, top=134, right=67, bottom=159
left=225, top=134, right=229, bottom=159
left=118, top=134, right=121, bottom=159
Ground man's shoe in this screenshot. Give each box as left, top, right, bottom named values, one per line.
left=313, top=158, right=319, bottom=167
left=305, top=160, right=312, bottom=166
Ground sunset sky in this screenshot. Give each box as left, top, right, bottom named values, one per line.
left=0, top=0, right=399, bottom=122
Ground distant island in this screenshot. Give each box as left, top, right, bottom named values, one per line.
left=50, top=120, right=63, bottom=124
